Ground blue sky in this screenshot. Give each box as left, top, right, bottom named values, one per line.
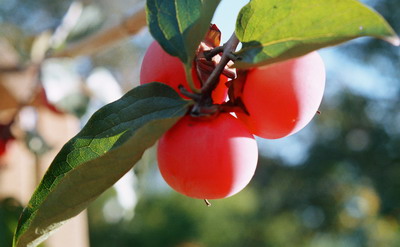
left=212, top=0, right=249, bottom=43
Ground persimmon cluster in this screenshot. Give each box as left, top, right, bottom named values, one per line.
left=140, top=30, right=325, bottom=200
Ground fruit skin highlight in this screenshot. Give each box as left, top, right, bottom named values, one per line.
left=157, top=113, right=258, bottom=199
left=140, top=41, right=228, bottom=103
left=237, top=52, right=326, bottom=139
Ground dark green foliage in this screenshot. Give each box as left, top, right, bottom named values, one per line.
left=234, top=0, right=399, bottom=68
left=87, top=0, right=400, bottom=244
left=13, top=83, right=190, bottom=247
left=88, top=90, right=400, bottom=247
left=146, top=0, right=220, bottom=65
left=0, top=198, right=23, bottom=247
left=8, top=0, right=400, bottom=246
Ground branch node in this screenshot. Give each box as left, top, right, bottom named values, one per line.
left=226, top=52, right=239, bottom=62
left=200, top=33, right=240, bottom=98
left=203, top=46, right=224, bottom=61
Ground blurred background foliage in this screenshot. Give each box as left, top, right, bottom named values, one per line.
left=0, top=0, right=399, bottom=246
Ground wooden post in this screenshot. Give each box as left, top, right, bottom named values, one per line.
left=0, top=108, right=90, bottom=247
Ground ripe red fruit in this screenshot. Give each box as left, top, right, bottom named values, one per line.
left=0, top=123, right=14, bottom=157
left=157, top=113, right=258, bottom=199
left=0, top=140, right=6, bottom=157
left=140, top=41, right=228, bottom=103
left=236, top=52, right=325, bottom=139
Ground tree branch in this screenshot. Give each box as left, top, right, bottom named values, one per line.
left=200, top=33, right=240, bottom=101
left=51, top=4, right=146, bottom=58
left=189, top=33, right=240, bottom=116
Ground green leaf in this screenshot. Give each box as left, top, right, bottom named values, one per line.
left=13, top=83, right=191, bottom=247
left=235, top=0, right=400, bottom=68
left=146, top=0, right=221, bottom=66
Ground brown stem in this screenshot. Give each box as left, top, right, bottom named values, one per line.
left=203, top=46, right=224, bottom=61
left=204, top=199, right=211, bottom=206
left=179, top=85, right=202, bottom=101
left=200, top=33, right=240, bottom=102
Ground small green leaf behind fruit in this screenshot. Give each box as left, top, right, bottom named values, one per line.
left=146, top=0, right=221, bottom=66
left=13, top=83, right=191, bottom=247
left=235, top=0, right=400, bottom=69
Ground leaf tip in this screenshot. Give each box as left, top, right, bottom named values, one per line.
left=385, top=35, right=400, bottom=46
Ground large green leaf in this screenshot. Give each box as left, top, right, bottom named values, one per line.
left=235, top=0, right=400, bottom=68
left=146, top=0, right=221, bottom=66
left=13, top=83, right=191, bottom=247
